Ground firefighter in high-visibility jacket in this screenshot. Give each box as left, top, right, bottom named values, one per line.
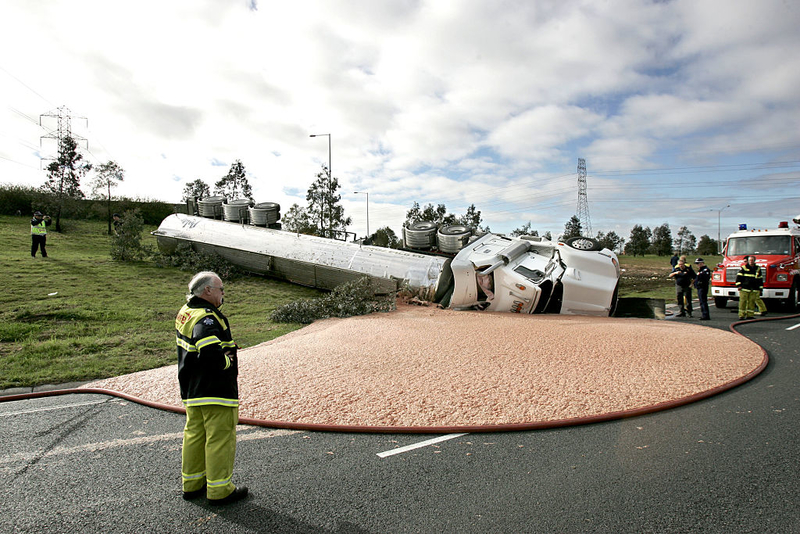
left=735, top=255, right=763, bottom=320
left=176, top=271, right=248, bottom=505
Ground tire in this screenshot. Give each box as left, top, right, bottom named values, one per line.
left=784, top=280, right=798, bottom=312
left=565, top=237, right=602, bottom=251
left=714, top=297, right=728, bottom=309
left=404, top=221, right=438, bottom=249
left=437, top=225, right=472, bottom=253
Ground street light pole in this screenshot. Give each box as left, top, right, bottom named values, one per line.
left=354, top=191, right=369, bottom=240
left=310, top=133, right=331, bottom=236
left=714, top=204, right=730, bottom=254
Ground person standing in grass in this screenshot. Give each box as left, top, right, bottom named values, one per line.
left=30, top=211, right=51, bottom=258
left=175, top=271, right=249, bottom=506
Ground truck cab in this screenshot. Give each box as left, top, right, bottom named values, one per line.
left=711, top=220, right=800, bottom=311
left=435, top=233, right=620, bottom=316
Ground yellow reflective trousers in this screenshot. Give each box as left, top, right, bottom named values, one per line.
left=182, top=405, right=238, bottom=500
left=738, top=289, right=759, bottom=319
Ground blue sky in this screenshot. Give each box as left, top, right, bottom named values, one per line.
left=1, top=0, right=799, bottom=243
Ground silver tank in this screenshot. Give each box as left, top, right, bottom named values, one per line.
left=153, top=214, right=447, bottom=296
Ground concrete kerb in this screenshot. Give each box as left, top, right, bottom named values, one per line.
left=0, top=381, right=88, bottom=398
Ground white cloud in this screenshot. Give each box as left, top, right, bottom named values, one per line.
left=1, top=0, right=799, bottom=242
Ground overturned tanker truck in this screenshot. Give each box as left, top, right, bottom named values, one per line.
left=153, top=213, right=620, bottom=316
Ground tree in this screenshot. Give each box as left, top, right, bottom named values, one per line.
left=651, top=223, right=673, bottom=256
left=674, top=226, right=697, bottom=254
left=182, top=179, right=210, bottom=202
left=696, top=235, right=719, bottom=256
left=306, top=165, right=351, bottom=239
left=370, top=226, right=401, bottom=248
left=560, top=215, right=582, bottom=241
left=596, top=230, right=624, bottom=253
left=625, top=224, right=652, bottom=256
left=110, top=209, right=149, bottom=261
left=90, top=161, right=125, bottom=235
left=42, top=135, right=92, bottom=232
left=281, top=203, right=315, bottom=235
left=510, top=221, right=538, bottom=237
left=459, top=204, right=490, bottom=233
left=214, top=160, right=253, bottom=202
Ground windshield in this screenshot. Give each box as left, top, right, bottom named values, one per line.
left=727, top=235, right=791, bottom=256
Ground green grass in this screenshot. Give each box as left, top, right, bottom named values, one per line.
left=0, top=215, right=320, bottom=388
left=617, top=253, right=723, bottom=301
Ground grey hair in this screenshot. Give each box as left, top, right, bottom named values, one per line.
left=187, top=271, right=219, bottom=301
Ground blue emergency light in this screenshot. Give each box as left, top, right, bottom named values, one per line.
left=738, top=223, right=747, bottom=230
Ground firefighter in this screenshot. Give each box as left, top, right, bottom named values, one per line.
left=669, top=257, right=696, bottom=317
left=693, top=258, right=712, bottom=320
left=735, top=255, right=763, bottom=319
left=176, top=271, right=248, bottom=505
left=30, top=211, right=51, bottom=258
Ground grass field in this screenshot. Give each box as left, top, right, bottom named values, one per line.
left=0, top=213, right=713, bottom=388
left=0, top=215, right=320, bottom=389
left=617, top=252, right=723, bottom=301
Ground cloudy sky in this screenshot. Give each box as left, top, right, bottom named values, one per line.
left=2, top=0, right=799, bottom=243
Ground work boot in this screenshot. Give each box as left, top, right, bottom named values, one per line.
left=183, top=483, right=207, bottom=500
left=208, top=486, right=249, bottom=506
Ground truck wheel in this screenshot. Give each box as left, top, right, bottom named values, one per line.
left=714, top=297, right=728, bottom=309
left=784, top=281, right=799, bottom=312
left=565, top=237, right=602, bottom=251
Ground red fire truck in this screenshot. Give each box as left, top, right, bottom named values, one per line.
left=711, top=218, right=800, bottom=311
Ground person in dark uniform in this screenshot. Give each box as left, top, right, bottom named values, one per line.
left=669, top=257, right=696, bottom=317
left=112, top=213, right=123, bottom=236
left=176, top=271, right=249, bottom=506
left=693, top=258, right=712, bottom=320
left=30, top=211, right=51, bottom=258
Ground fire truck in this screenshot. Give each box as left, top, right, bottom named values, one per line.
left=711, top=217, right=800, bottom=311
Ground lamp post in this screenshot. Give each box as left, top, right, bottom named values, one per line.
left=354, top=191, right=369, bottom=241
left=713, top=204, right=730, bottom=254
left=310, top=133, right=331, bottom=236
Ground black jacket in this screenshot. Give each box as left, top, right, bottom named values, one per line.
left=736, top=263, right=763, bottom=291
left=694, top=265, right=712, bottom=289
left=672, top=265, right=696, bottom=288
left=175, top=297, right=239, bottom=407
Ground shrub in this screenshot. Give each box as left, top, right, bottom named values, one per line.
left=270, top=276, right=395, bottom=324
left=151, top=242, right=241, bottom=279
left=110, top=209, right=152, bottom=261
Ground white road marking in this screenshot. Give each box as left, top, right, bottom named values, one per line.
left=0, top=428, right=296, bottom=465
left=0, top=399, right=111, bottom=417
left=786, top=322, right=800, bottom=331
left=377, top=433, right=468, bottom=458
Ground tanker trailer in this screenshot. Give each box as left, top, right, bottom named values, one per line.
left=153, top=214, right=620, bottom=316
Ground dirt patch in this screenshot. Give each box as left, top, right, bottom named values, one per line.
left=86, top=304, right=765, bottom=430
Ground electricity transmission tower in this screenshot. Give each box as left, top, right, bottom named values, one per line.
left=576, top=157, right=592, bottom=237
left=39, top=106, right=88, bottom=165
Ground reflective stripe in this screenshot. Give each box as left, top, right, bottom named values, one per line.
left=182, top=470, right=206, bottom=482
left=196, top=335, right=221, bottom=350
left=207, top=474, right=233, bottom=488
left=176, top=337, right=196, bottom=352
left=183, top=397, right=239, bottom=408
left=223, top=354, right=231, bottom=370
left=220, top=341, right=236, bottom=349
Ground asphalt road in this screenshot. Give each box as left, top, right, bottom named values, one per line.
left=1, top=310, right=798, bottom=533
